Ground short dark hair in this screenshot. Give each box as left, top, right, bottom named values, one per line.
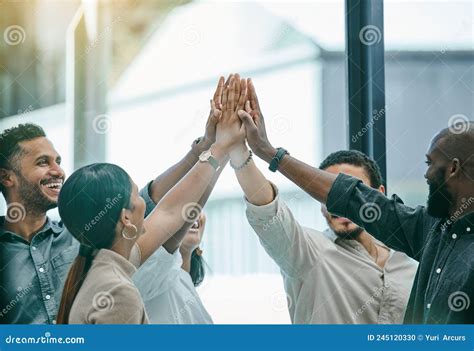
left=0, top=123, right=46, bottom=193
left=319, top=150, right=384, bottom=189
left=0, top=123, right=46, bottom=170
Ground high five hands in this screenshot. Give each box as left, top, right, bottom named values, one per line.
left=204, top=73, right=276, bottom=163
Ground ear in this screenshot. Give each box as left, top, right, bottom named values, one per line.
left=0, top=168, right=15, bottom=189
left=378, top=184, right=386, bottom=195
left=119, top=208, right=133, bottom=228
left=449, top=158, right=462, bottom=179
left=320, top=204, right=329, bottom=216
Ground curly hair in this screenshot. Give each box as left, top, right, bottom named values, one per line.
left=319, top=150, right=384, bottom=189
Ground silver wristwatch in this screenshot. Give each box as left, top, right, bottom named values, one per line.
left=199, top=149, right=220, bottom=171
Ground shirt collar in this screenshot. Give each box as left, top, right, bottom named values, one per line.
left=0, top=216, right=63, bottom=240
left=323, top=228, right=339, bottom=242
left=451, top=211, right=474, bottom=235
left=94, top=248, right=137, bottom=278
left=324, top=228, right=390, bottom=251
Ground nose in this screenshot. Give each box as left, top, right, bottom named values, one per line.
left=50, top=162, right=65, bottom=178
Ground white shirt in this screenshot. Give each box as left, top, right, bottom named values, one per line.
left=133, top=246, right=213, bottom=324
left=245, top=184, right=418, bottom=324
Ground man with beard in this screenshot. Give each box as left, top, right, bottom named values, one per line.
left=0, top=124, right=72, bottom=324
left=232, top=143, right=417, bottom=322
left=236, top=78, right=473, bottom=323
left=0, top=74, right=231, bottom=325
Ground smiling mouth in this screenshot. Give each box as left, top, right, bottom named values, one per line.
left=41, top=180, right=64, bottom=194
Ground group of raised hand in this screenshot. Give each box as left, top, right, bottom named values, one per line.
left=202, top=74, right=277, bottom=166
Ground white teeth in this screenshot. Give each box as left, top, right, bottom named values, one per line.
left=45, top=182, right=62, bottom=189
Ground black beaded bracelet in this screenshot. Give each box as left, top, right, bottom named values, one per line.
left=230, top=150, right=253, bottom=171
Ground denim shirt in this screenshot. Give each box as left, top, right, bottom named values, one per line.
left=327, top=173, right=474, bottom=324
left=0, top=217, right=79, bottom=324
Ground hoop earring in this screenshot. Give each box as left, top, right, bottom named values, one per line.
left=122, top=224, right=138, bottom=240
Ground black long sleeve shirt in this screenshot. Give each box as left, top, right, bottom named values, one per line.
left=326, top=173, right=473, bottom=324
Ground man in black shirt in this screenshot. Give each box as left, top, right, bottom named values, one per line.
left=238, top=78, right=473, bottom=323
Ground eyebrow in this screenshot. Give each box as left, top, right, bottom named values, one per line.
left=34, top=154, right=60, bottom=162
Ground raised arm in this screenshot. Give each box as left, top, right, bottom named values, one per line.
left=136, top=76, right=247, bottom=263
left=141, top=76, right=228, bottom=253
left=237, top=78, right=431, bottom=259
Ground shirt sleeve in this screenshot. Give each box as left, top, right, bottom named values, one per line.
left=87, top=283, right=147, bottom=324
left=132, top=246, right=182, bottom=301
left=326, top=173, right=437, bottom=260
left=139, top=181, right=156, bottom=218
left=245, top=183, right=321, bottom=278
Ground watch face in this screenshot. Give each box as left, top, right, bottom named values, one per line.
left=199, top=150, right=211, bottom=162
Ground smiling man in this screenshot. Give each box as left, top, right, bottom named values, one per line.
left=0, top=123, right=76, bottom=324
left=237, top=78, right=474, bottom=323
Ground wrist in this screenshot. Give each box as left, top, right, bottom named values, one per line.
left=209, top=143, right=229, bottom=163
left=229, top=143, right=248, bottom=162
left=192, top=136, right=213, bottom=156
left=257, top=144, right=277, bottom=163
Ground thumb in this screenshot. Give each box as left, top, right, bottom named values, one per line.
left=238, top=110, right=257, bottom=130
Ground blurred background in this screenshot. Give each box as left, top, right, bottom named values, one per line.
left=0, top=0, right=472, bottom=323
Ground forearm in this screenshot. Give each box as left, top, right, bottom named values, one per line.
left=149, top=138, right=211, bottom=203
left=257, top=145, right=336, bottom=204
left=139, top=144, right=227, bottom=262
left=230, top=144, right=274, bottom=206
left=162, top=156, right=228, bottom=253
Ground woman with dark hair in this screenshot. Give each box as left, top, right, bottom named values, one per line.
left=133, top=211, right=211, bottom=323
left=56, top=75, right=247, bottom=324
left=56, top=163, right=148, bottom=324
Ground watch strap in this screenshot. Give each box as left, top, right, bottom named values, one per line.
left=207, top=155, right=220, bottom=171
left=269, top=147, right=289, bottom=172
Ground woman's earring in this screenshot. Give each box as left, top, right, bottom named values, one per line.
left=122, top=224, right=138, bottom=240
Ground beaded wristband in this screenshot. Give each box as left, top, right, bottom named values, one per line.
left=230, top=150, right=253, bottom=171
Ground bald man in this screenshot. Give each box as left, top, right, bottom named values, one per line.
left=238, top=82, right=473, bottom=324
